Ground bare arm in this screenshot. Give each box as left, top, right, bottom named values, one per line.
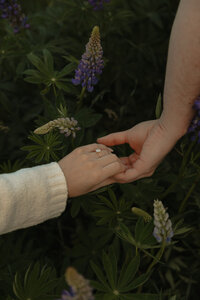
left=98, top=0, right=200, bottom=182
left=161, top=0, right=200, bottom=137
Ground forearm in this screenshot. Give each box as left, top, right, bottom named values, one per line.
left=161, top=0, right=200, bottom=137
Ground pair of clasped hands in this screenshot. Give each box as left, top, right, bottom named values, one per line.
left=59, top=118, right=181, bottom=198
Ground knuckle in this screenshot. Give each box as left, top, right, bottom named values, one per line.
left=81, top=153, right=88, bottom=161
left=111, top=153, right=118, bottom=161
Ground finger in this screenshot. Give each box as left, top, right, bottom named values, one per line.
left=97, top=131, right=128, bottom=146
left=129, top=153, right=139, bottom=163
left=89, top=149, right=112, bottom=159
left=102, top=160, right=126, bottom=178
left=113, top=157, right=153, bottom=182
left=80, top=143, right=113, bottom=153
left=119, top=157, right=132, bottom=168
left=97, top=153, right=120, bottom=167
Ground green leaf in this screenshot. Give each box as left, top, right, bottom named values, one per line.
left=75, top=108, right=102, bottom=128
left=135, top=218, right=156, bottom=249
left=116, top=223, right=136, bottom=247
left=118, top=255, right=140, bottom=289
left=102, top=251, right=116, bottom=289
left=97, top=195, right=115, bottom=210
left=90, top=261, right=111, bottom=292
left=119, top=272, right=150, bottom=292
left=70, top=198, right=81, bottom=218
left=27, top=53, right=49, bottom=76
left=13, top=262, right=59, bottom=300
left=57, top=63, right=76, bottom=78
left=108, top=189, right=118, bottom=210
left=43, top=49, right=54, bottom=73
left=90, top=280, right=107, bottom=293
left=54, top=81, right=72, bottom=93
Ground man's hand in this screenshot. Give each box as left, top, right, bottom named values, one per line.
left=98, top=119, right=181, bottom=183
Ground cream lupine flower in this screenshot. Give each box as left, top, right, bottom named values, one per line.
left=34, top=117, right=80, bottom=138
left=153, top=199, right=173, bottom=243
left=59, top=267, right=94, bottom=300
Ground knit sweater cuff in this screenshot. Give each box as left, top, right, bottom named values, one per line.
left=40, top=162, right=68, bottom=219
left=0, top=162, right=68, bottom=235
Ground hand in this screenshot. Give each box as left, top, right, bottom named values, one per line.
left=58, top=143, right=126, bottom=197
left=97, top=119, right=182, bottom=183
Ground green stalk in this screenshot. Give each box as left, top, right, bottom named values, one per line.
left=178, top=172, right=200, bottom=213
left=147, top=241, right=166, bottom=273
left=137, top=244, right=165, bottom=293
left=77, top=86, right=86, bottom=110
left=161, top=141, right=195, bottom=200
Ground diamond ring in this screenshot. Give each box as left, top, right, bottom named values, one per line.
left=95, top=148, right=101, bottom=153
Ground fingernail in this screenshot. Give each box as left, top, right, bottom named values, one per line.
left=108, top=148, right=114, bottom=152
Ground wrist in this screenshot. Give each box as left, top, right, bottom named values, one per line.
left=159, top=108, right=195, bottom=139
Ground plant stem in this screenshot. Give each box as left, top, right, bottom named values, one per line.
left=147, top=241, right=165, bottom=273
left=77, top=86, right=86, bottom=110
left=161, top=142, right=195, bottom=200
left=178, top=173, right=200, bottom=213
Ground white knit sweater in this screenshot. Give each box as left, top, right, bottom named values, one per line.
left=0, top=162, right=68, bottom=235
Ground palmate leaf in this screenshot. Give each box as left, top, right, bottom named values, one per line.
left=25, top=50, right=76, bottom=94
left=91, top=251, right=151, bottom=298
left=90, top=261, right=111, bottom=292
left=21, top=132, right=63, bottom=163
left=74, top=107, right=102, bottom=128
left=13, top=262, right=59, bottom=300
left=118, top=255, right=140, bottom=289
left=135, top=218, right=156, bottom=249
left=117, top=219, right=157, bottom=250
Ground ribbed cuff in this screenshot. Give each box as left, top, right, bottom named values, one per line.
left=43, top=162, right=68, bottom=218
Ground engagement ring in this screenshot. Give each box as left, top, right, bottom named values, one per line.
left=95, top=148, right=101, bottom=153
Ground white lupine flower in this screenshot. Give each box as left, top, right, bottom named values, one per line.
left=64, top=267, right=94, bottom=300
left=34, top=117, right=81, bottom=138
left=153, top=199, right=173, bottom=243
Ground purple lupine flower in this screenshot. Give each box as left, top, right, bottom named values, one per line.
left=153, top=200, right=173, bottom=243
left=72, top=26, right=104, bottom=92
left=0, top=0, right=29, bottom=33
left=88, top=0, right=110, bottom=10
left=57, top=288, right=77, bottom=300
left=188, top=97, right=200, bottom=143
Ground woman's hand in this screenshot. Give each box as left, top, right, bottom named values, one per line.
left=58, top=143, right=126, bottom=197
left=97, top=119, right=183, bottom=183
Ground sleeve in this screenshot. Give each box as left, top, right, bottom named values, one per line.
left=0, top=162, right=68, bottom=235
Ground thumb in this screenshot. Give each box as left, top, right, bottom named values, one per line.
left=97, top=131, right=128, bottom=146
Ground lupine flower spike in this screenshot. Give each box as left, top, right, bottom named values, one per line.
left=0, top=0, right=30, bottom=33
left=34, top=117, right=80, bottom=138
left=58, top=267, right=94, bottom=300
left=187, top=97, right=200, bottom=143
left=72, top=26, right=104, bottom=92
left=88, top=0, right=110, bottom=10
left=153, top=200, right=173, bottom=243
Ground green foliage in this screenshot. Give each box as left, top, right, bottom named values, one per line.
left=21, top=132, right=63, bottom=163
left=13, top=263, right=60, bottom=300
left=1, top=0, right=200, bottom=299
left=91, top=250, right=159, bottom=300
